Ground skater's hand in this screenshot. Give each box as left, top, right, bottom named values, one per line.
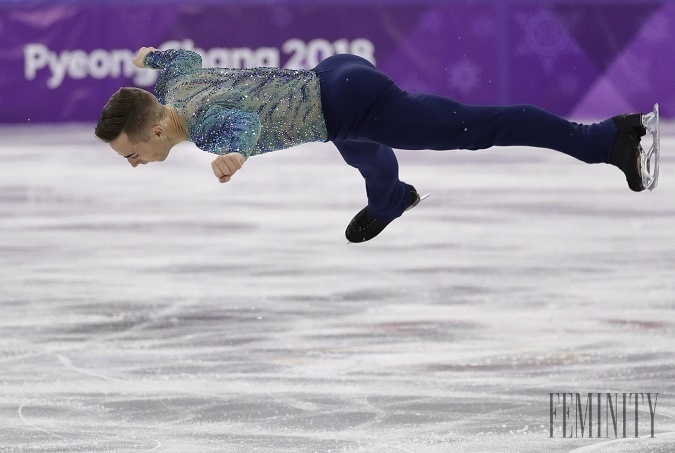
left=132, top=47, right=157, bottom=68
left=211, top=153, right=245, bottom=183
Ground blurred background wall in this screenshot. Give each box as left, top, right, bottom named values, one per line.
left=0, top=0, right=671, bottom=123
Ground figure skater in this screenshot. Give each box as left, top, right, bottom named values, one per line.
left=95, top=47, right=657, bottom=243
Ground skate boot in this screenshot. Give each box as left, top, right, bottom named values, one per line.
left=345, top=184, right=424, bottom=243
left=611, top=113, right=646, bottom=192
left=610, top=104, right=660, bottom=192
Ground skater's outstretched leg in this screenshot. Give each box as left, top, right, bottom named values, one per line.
left=347, top=84, right=654, bottom=191
left=354, top=89, right=617, bottom=165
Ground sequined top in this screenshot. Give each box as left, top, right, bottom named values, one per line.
left=144, top=49, right=328, bottom=159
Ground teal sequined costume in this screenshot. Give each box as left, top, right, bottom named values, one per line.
left=144, top=49, right=328, bottom=159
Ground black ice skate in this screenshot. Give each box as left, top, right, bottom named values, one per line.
left=345, top=184, right=427, bottom=243
left=611, top=103, right=660, bottom=192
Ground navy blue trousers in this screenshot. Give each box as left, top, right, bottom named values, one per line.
left=312, top=54, right=618, bottom=221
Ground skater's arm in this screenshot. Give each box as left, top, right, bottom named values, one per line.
left=193, top=104, right=261, bottom=159
left=133, top=47, right=202, bottom=74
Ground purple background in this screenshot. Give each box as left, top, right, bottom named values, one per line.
left=0, top=1, right=672, bottom=123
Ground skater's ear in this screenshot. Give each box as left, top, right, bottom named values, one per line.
left=150, top=124, right=165, bottom=139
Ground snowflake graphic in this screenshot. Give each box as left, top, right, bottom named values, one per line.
left=515, top=10, right=581, bottom=74
left=448, top=58, right=481, bottom=95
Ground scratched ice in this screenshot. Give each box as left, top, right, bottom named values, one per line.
left=0, top=124, right=673, bottom=452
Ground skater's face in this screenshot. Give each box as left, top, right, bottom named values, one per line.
left=110, top=128, right=172, bottom=167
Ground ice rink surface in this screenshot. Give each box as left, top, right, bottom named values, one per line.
left=0, top=124, right=674, bottom=452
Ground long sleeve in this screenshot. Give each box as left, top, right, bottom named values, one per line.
left=190, top=104, right=261, bottom=159
left=144, top=49, right=202, bottom=104
left=144, top=49, right=202, bottom=74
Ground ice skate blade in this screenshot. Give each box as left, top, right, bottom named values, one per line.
left=405, top=193, right=430, bottom=212
left=641, top=103, right=660, bottom=191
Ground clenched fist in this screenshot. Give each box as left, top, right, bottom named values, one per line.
left=211, top=153, right=245, bottom=183
left=132, top=47, right=157, bottom=68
